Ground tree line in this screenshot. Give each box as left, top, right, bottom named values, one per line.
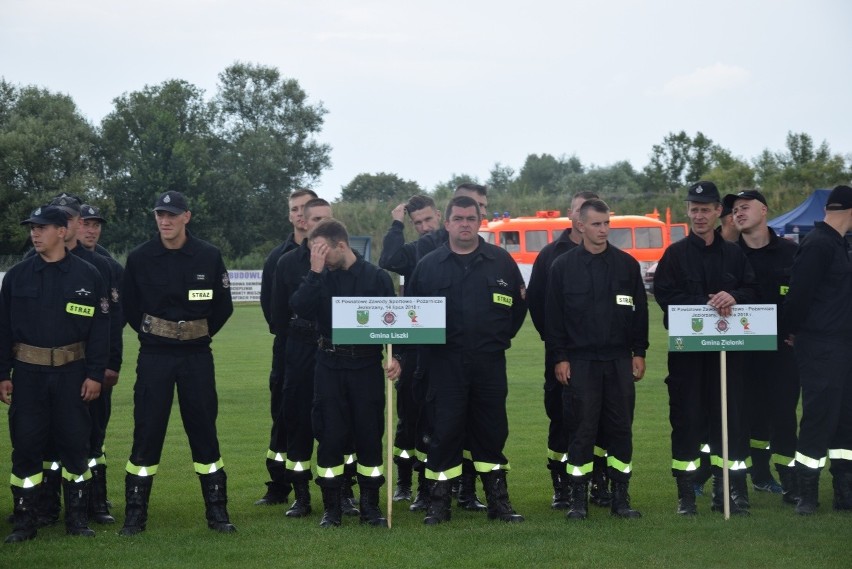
left=2, top=62, right=850, bottom=263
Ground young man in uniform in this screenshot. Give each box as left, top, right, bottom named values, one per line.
left=407, top=195, right=527, bottom=525
left=784, top=184, right=852, bottom=515
left=290, top=218, right=399, bottom=528
left=545, top=199, right=648, bottom=520
left=1, top=205, right=109, bottom=542
left=653, top=181, right=756, bottom=516
left=120, top=191, right=235, bottom=535
left=256, top=189, right=318, bottom=506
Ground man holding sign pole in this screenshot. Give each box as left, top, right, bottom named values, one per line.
left=654, top=181, right=756, bottom=516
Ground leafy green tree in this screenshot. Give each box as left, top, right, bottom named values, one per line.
left=486, top=163, right=516, bottom=195
left=340, top=172, right=422, bottom=203
left=431, top=173, right=480, bottom=204
left=642, top=131, right=722, bottom=193
left=515, top=153, right=582, bottom=195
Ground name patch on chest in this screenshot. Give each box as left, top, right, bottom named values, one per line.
left=188, top=290, right=213, bottom=301
left=616, top=295, right=634, bottom=306
left=493, top=293, right=513, bottom=307
left=66, top=302, right=94, bottom=317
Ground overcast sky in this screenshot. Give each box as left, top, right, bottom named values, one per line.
left=2, top=0, right=850, bottom=200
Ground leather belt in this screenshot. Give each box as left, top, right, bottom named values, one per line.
left=318, top=336, right=380, bottom=358
left=289, top=317, right=318, bottom=341
left=13, top=342, right=86, bottom=367
left=141, top=314, right=209, bottom=341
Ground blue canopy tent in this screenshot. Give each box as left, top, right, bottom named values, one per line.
left=768, top=189, right=831, bottom=238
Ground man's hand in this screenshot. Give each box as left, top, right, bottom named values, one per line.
left=554, top=361, right=570, bottom=386
left=81, top=378, right=101, bottom=402
left=392, top=203, right=406, bottom=223
left=707, top=291, right=736, bottom=317
left=386, top=357, right=401, bottom=381
left=0, top=380, right=11, bottom=405
left=309, top=241, right=330, bottom=273
left=632, top=356, right=646, bottom=382
left=103, top=369, right=119, bottom=387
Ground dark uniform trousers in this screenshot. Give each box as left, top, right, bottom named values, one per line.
left=11, top=366, right=92, bottom=480
left=280, top=330, right=318, bottom=481
left=426, top=350, right=509, bottom=478
left=87, top=386, right=112, bottom=464
left=312, top=350, right=385, bottom=489
left=564, top=359, right=634, bottom=482
left=393, top=346, right=427, bottom=463
left=267, top=334, right=288, bottom=461
left=128, top=351, right=221, bottom=469
left=667, top=351, right=749, bottom=473
left=543, top=353, right=568, bottom=460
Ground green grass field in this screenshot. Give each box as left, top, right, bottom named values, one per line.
left=0, top=302, right=847, bottom=569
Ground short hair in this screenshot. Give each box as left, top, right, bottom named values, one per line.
left=445, top=195, right=480, bottom=219
left=578, top=198, right=610, bottom=221
left=303, top=198, right=331, bottom=217
left=308, top=218, right=349, bottom=246
left=572, top=191, right=600, bottom=203
left=406, top=194, right=437, bottom=216
left=454, top=183, right=488, bottom=196
left=290, top=188, right=318, bottom=202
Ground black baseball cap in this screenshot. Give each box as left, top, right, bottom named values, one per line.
left=153, top=191, right=189, bottom=214
left=723, top=190, right=768, bottom=212
left=825, top=185, right=852, bottom=211
left=49, top=193, right=83, bottom=217
left=686, top=181, right=720, bottom=203
left=81, top=204, right=107, bottom=224
left=21, top=205, right=68, bottom=227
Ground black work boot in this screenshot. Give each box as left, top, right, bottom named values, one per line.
left=694, top=451, right=712, bottom=496
left=776, top=465, right=799, bottom=505
left=64, top=479, right=95, bottom=537
left=481, top=470, right=524, bottom=523
left=711, top=473, right=749, bottom=516
left=319, top=483, right=342, bottom=528
left=200, top=471, right=236, bottom=533
left=5, top=486, right=38, bottom=543
left=795, top=465, right=820, bottom=516
left=37, top=467, right=62, bottom=527
left=423, top=480, right=451, bottom=525
left=88, top=464, right=115, bottom=524
left=730, top=471, right=750, bottom=510
left=358, top=486, right=388, bottom=527
left=565, top=477, right=589, bottom=520
left=255, top=459, right=291, bottom=505
left=457, top=459, right=486, bottom=511
left=610, top=480, right=641, bottom=519
left=549, top=460, right=570, bottom=510
left=393, top=459, right=413, bottom=502
left=285, top=481, right=312, bottom=518
left=119, top=474, right=153, bottom=536
left=676, top=473, right=697, bottom=516
left=410, top=469, right=430, bottom=512
left=589, top=455, right=611, bottom=507
left=751, top=448, right=782, bottom=493
left=340, top=475, right=359, bottom=517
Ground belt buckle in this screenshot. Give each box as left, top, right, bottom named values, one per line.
left=176, top=320, right=186, bottom=340
left=141, top=315, right=152, bottom=334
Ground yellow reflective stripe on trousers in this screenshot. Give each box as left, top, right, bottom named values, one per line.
left=607, top=456, right=632, bottom=474
left=671, top=459, right=700, bottom=472
left=828, top=449, right=852, bottom=461
left=710, top=456, right=749, bottom=470
left=344, top=454, right=357, bottom=465
left=772, top=453, right=795, bottom=467
left=62, top=468, right=92, bottom=483
left=42, top=461, right=61, bottom=471
left=415, top=450, right=428, bottom=463
left=593, top=446, right=608, bottom=458
left=566, top=461, right=593, bottom=476
left=750, top=439, right=770, bottom=450
left=316, top=464, right=345, bottom=478
left=700, top=444, right=710, bottom=454
left=10, top=472, right=43, bottom=488
left=88, top=456, right=106, bottom=467
left=357, top=464, right=385, bottom=478
left=394, top=447, right=415, bottom=459
left=473, top=461, right=510, bottom=474
left=795, top=452, right=826, bottom=469
left=194, top=458, right=224, bottom=475
left=266, top=449, right=286, bottom=462
left=425, top=464, right=463, bottom=481
left=126, top=462, right=159, bottom=476
left=547, top=449, right=568, bottom=462
left=286, top=459, right=312, bottom=472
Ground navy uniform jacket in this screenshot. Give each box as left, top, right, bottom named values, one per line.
left=527, top=227, right=576, bottom=340
left=736, top=228, right=798, bottom=342
left=784, top=221, right=852, bottom=341
left=122, top=231, right=233, bottom=352
left=653, top=231, right=757, bottom=329
left=272, top=240, right=311, bottom=329
left=379, top=225, right=449, bottom=281
left=261, top=233, right=298, bottom=332
left=96, top=249, right=125, bottom=371
left=0, top=252, right=109, bottom=382
left=544, top=244, right=648, bottom=363
left=407, top=237, right=527, bottom=353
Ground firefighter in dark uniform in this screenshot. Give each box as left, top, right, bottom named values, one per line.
left=378, top=195, right=442, bottom=509
left=407, top=195, right=527, bottom=525
left=545, top=199, right=648, bottom=520
left=1, top=205, right=108, bottom=543
left=119, top=191, right=235, bottom=535
left=256, top=189, right=317, bottom=506
left=725, top=190, right=800, bottom=505
left=653, top=181, right=756, bottom=516
left=290, top=218, right=399, bottom=528
left=784, top=184, right=852, bottom=515
left=528, top=190, right=606, bottom=510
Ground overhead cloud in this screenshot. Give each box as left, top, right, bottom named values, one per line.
left=661, top=63, right=751, bottom=98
